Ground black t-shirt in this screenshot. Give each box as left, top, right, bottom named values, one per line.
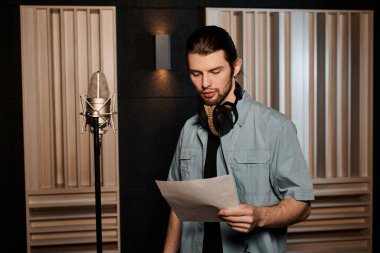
left=202, top=133, right=223, bottom=253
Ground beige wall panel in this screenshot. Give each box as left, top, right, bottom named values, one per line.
left=206, top=8, right=373, bottom=253
left=21, top=6, right=119, bottom=253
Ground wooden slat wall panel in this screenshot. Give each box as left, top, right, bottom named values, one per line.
left=20, top=6, right=119, bottom=253
left=206, top=8, right=373, bottom=253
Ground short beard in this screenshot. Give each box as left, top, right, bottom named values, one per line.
left=203, top=78, right=233, bottom=106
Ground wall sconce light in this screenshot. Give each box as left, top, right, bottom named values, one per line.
left=155, top=34, right=171, bottom=70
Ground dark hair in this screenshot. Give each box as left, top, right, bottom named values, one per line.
left=186, top=25, right=238, bottom=71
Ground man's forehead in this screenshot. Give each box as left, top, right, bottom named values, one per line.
left=188, top=50, right=228, bottom=70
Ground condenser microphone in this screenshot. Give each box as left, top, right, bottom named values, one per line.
left=80, top=71, right=116, bottom=138
left=79, top=71, right=117, bottom=253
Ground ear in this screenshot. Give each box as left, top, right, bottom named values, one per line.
left=233, top=58, right=243, bottom=76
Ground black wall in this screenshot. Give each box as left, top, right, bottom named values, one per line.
left=0, top=0, right=377, bottom=252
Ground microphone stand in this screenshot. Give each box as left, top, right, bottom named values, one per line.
left=85, top=110, right=103, bottom=253
left=82, top=97, right=115, bottom=253
left=80, top=71, right=116, bottom=253
left=92, top=116, right=103, bottom=253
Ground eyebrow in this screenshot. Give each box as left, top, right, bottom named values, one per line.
left=189, top=65, right=225, bottom=73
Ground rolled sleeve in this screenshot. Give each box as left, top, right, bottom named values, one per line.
left=271, top=119, right=314, bottom=201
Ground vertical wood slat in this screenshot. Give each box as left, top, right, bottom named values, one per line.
left=315, top=13, right=327, bottom=178
left=325, top=13, right=337, bottom=178
left=337, top=13, right=349, bottom=178
left=76, top=9, right=91, bottom=187
left=359, top=13, right=372, bottom=178
left=46, top=8, right=55, bottom=189
left=269, top=12, right=279, bottom=111
left=244, top=12, right=255, bottom=97
left=284, top=12, right=292, bottom=119
left=290, top=11, right=307, bottom=158
left=51, top=10, right=65, bottom=188
left=60, top=8, right=69, bottom=187
left=350, top=13, right=360, bottom=177
left=90, top=10, right=100, bottom=77
left=308, top=12, right=316, bottom=177
left=230, top=11, right=243, bottom=65
left=21, top=7, right=39, bottom=190
left=100, top=9, right=118, bottom=186
left=206, top=8, right=373, bottom=253
left=37, top=9, right=53, bottom=189
left=302, top=12, right=311, bottom=169
left=62, top=9, right=78, bottom=187
left=256, top=12, right=267, bottom=104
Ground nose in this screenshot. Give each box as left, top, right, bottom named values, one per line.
left=202, top=74, right=210, bottom=89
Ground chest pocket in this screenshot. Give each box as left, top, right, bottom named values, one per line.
left=179, top=148, right=201, bottom=180
left=231, top=149, right=270, bottom=196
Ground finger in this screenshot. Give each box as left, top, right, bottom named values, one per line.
left=226, top=223, right=253, bottom=233
left=230, top=226, right=251, bottom=233
left=225, top=221, right=251, bottom=229
left=220, top=215, right=254, bottom=224
left=219, top=206, right=253, bottom=217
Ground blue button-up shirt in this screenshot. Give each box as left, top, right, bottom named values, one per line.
left=168, top=91, right=314, bottom=253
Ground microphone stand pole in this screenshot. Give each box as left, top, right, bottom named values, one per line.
left=92, top=116, right=103, bottom=253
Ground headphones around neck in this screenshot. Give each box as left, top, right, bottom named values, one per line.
left=198, top=82, right=243, bottom=136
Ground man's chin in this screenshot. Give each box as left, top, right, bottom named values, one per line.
left=203, top=99, right=218, bottom=106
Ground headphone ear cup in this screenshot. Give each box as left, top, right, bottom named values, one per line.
left=213, top=104, right=235, bottom=136
left=198, top=97, right=239, bottom=136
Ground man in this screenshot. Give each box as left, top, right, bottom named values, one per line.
left=163, top=25, right=314, bottom=253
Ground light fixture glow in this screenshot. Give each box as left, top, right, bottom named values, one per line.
left=155, top=34, right=171, bottom=70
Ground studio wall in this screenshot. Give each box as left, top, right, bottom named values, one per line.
left=0, top=0, right=377, bottom=252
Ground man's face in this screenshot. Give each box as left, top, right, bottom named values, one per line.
left=188, top=50, right=235, bottom=106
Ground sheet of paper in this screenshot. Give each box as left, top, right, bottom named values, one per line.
left=156, top=175, right=240, bottom=222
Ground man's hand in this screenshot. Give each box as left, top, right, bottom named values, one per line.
left=219, top=198, right=311, bottom=233
left=218, top=204, right=263, bottom=233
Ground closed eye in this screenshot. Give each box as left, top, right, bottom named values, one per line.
left=209, top=66, right=224, bottom=75
left=190, top=71, right=201, bottom=77
left=211, top=70, right=221, bottom=75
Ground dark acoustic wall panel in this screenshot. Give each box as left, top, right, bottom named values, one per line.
left=0, top=3, right=26, bottom=253
left=116, top=6, right=202, bottom=252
